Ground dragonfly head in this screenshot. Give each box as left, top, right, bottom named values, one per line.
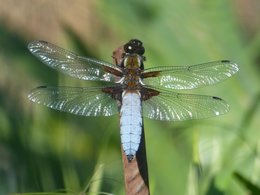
left=124, top=39, right=145, bottom=56
left=118, top=39, right=146, bottom=70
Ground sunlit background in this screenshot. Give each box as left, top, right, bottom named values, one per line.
left=0, top=0, right=259, bottom=194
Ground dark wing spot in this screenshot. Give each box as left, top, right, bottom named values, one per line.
left=37, top=86, right=48, bottom=89
left=213, top=96, right=222, bottom=100
left=221, top=60, right=230, bottom=63
left=38, top=40, right=48, bottom=44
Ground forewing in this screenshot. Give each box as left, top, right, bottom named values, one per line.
left=142, top=89, right=229, bottom=121
left=28, top=86, right=119, bottom=116
left=28, top=41, right=122, bottom=82
left=142, top=60, right=239, bottom=90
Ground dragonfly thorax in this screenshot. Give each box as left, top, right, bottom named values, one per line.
left=122, top=54, right=144, bottom=69
left=119, top=55, right=144, bottom=90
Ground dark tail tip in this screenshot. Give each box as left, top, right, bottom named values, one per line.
left=127, top=155, right=134, bottom=162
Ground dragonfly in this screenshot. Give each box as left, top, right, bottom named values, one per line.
left=28, top=39, right=239, bottom=162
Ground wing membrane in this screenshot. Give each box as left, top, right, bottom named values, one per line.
left=28, top=41, right=122, bottom=82
left=142, top=60, right=239, bottom=90
left=28, top=86, right=119, bottom=116
left=143, top=88, right=229, bottom=121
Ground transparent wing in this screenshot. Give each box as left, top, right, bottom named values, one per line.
left=28, top=86, right=119, bottom=116
left=28, top=40, right=122, bottom=82
left=142, top=60, right=239, bottom=90
left=142, top=88, right=229, bottom=121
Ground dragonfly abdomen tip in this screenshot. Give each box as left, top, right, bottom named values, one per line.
left=127, top=154, right=134, bottom=162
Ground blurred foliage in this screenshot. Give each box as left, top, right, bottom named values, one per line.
left=234, top=171, right=260, bottom=195
left=0, top=0, right=259, bottom=195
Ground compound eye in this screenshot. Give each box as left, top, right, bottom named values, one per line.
left=136, top=46, right=145, bottom=55
left=125, top=44, right=133, bottom=53
left=132, top=39, right=141, bottom=46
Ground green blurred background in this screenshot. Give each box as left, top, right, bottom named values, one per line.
left=0, top=0, right=259, bottom=194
